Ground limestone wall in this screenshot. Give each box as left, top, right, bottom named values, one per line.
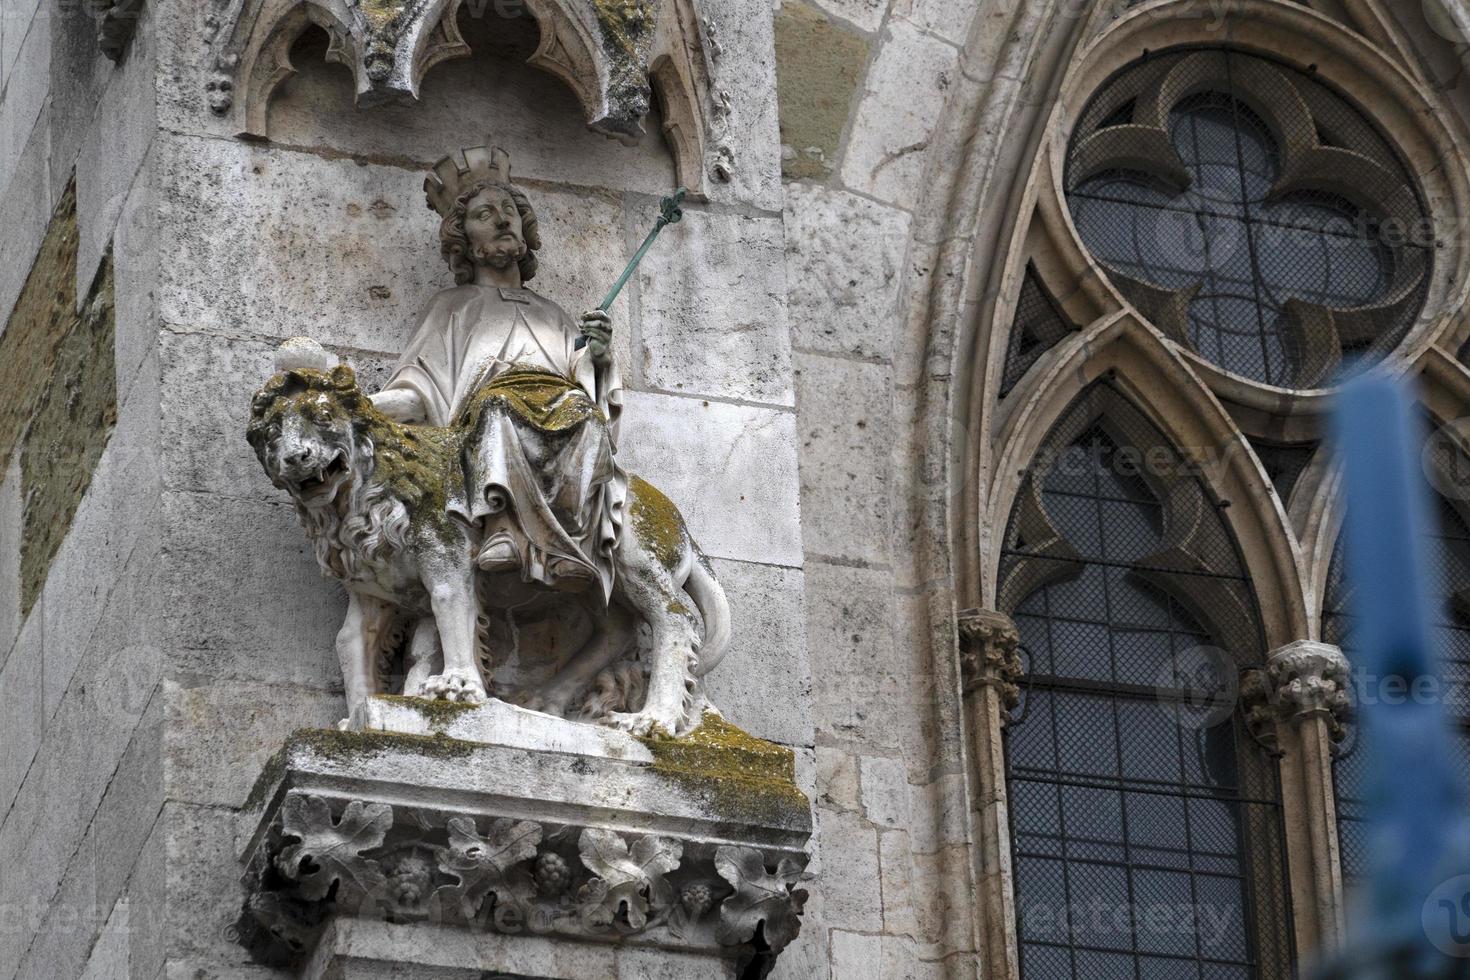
left=0, top=2, right=162, bottom=979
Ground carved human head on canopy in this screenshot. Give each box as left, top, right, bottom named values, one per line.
left=427, top=145, right=543, bottom=285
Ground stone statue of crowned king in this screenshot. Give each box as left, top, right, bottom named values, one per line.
left=248, top=144, right=730, bottom=736
left=372, top=146, right=627, bottom=601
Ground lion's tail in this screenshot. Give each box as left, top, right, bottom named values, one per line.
left=686, top=552, right=732, bottom=678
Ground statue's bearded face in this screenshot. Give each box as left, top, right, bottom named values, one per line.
left=464, top=186, right=527, bottom=271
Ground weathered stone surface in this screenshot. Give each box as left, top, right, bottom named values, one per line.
left=700, top=0, right=785, bottom=211
left=785, top=181, right=909, bottom=360
left=817, top=807, right=882, bottom=932
left=164, top=802, right=263, bottom=969
left=157, top=136, right=635, bottom=356
left=796, top=352, right=892, bottom=564
left=0, top=3, right=48, bottom=205
left=816, top=745, right=861, bottom=813
left=1, top=0, right=43, bottom=81
left=0, top=101, right=52, bottom=337
left=159, top=489, right=347, bottom=691
left=774, top=2, right=870, bottom=179
left=21, top=256, right=116, bottom=616
left=840, top=19, right=959, bottom=209
left=617, top=390, right=803, bottom=567
left=860, top=754, right=909, bottom=829
left=76, top=0, right=155, bottom=298
left=807, top=0, right=887, bottom=33
left=895, top=0, right=975, bottom=45
left=636, top=209, right=794, bottom=406
left=79, top=898, right=130, bottom=980
left=111, top=154, right=158, bottom=386
left=703, top=558, right=814, bottom=747
left=39, top=355, right=158, bottom=720
left=0, top=634, right=158, bottom=980
left=156, top=136, right=448, bottom=352
left=0, top=603, right=41, bottom=821
left=831, top=928, right=884, bottom=979
left=0, top=459, right=19, bottom=656
left=804, top=561, right=901, bottom=750
left=163, top=680, right=343, bottom=808
left=126, top=810, right=167, bottom=980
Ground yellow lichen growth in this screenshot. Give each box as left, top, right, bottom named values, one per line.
left=628, top=475, right=685, bottom=571
left=640, top=713, right=810, bottom=827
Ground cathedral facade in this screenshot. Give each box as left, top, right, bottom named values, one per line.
left=4, top=0, right=1470, bottom=977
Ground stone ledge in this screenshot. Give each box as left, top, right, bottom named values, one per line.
left=234, top=718, right=813, bottom=975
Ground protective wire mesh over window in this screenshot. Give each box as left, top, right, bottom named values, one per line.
left=998, top=383, right=1294, bottom=978
left=1001, top=264, right=1079, bottom=397
left=1325, top=428, right=1470, bottom=887
left=1065, top=48, right=1430, bottom=389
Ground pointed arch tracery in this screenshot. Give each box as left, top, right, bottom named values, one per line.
left=996, top=378, right=1297, bottom=978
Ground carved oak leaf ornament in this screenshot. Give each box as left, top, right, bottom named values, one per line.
left=713, top=846, right=812, bottom=953
left=577, top=829, right=683, bottom=932
left=434, top=816, right=543, bottom=922
left=274, top=795, right=392, bottom=903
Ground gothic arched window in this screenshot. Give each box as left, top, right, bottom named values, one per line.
left=1325, top=431, right=1470, bottom=886
left=998, top=383, right=1294, bottom=978
left=1065, top=48, right=1429, bottom=390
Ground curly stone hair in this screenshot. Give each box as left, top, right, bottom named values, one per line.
left=439, top=179, right=542, bottom=285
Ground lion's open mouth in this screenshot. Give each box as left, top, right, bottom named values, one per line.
left=293, top=453, right=348, bottom=500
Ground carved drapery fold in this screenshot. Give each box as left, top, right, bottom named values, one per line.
left=202, top=0, right=721, bottom=192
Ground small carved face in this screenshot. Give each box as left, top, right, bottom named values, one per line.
left=463, top=186, right=526, bottom=271
left=247, top=368, right=363, bottom=508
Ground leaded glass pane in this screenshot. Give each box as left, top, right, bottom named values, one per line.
left=1002, top=382, right=1294, bottom=979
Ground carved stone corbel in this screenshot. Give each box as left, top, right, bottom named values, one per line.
left=958, top=607, right=1023, bottom=716
left=233, top=724, right=813, bottom=977
left=202, top=0, right=720, bottom=192
left=96, top=0, right=144, bottom=61
left=957, top=608, right=1023, bottom=980
left=1241, top=640, right=1352, bottom=954
left=1242, top=640, right=1352, bottom=753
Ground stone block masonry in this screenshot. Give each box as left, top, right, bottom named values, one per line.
left=0, top=178, right=119, bottom=616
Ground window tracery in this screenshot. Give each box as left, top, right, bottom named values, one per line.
left=1064, top=48, right=1430, bottom=389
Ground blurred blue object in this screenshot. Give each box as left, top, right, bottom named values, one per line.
left=1316, top=376, right=1470, bottom=978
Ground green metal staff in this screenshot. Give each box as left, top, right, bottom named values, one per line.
left=576, top=188, right=687, bottom=349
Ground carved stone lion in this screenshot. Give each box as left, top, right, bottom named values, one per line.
left=247, top=345, right=730, bottom=736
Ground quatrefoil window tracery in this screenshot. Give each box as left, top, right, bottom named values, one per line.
left=1065, top=49, right=1430, bottom=390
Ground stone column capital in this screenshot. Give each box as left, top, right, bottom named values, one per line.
left=1243, top=640, right=1352, bottom=751
left=958, top=608, right=1023, bottom=712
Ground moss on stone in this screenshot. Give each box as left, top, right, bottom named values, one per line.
left=20, top=250, right=117, bottom=615
left=591, top=0, right=656, bottom=62
left=628, top=474, right=686, bottom=571
left=0, top=181, right=78, bottom=480
left=290, top=727, right=479, bottom=763
left=640, top=714, right=810, bottom=827
left=243, top=745, right=288, bottom=812
left=376, top=694, right=480, bottom=730
left=774, top=2, right=870, bottom=179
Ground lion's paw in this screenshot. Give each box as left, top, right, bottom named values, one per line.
left=422, top=670, right=488, bottom=704
left=608, top=709, right=680, bottom=738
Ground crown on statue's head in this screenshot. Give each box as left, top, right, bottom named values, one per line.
left=424, top=144, right=515, bottom=218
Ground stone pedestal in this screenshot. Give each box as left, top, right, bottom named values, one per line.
left=233, top=697, right=813, bottom=979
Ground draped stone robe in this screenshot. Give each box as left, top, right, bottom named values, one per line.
left=381, top=283, right=627, bottom=600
